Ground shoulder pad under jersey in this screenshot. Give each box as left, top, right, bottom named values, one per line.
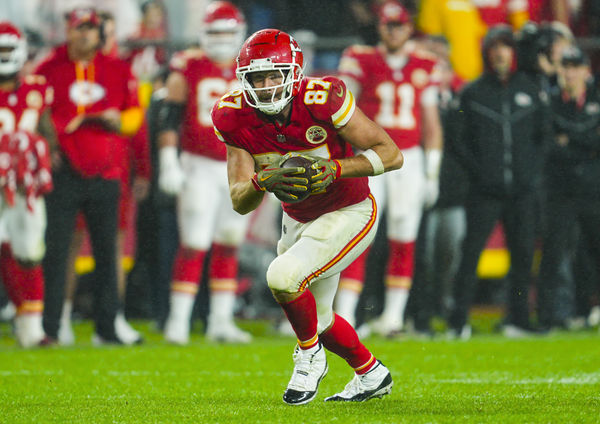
left=302, top=76, right=356, bottom=129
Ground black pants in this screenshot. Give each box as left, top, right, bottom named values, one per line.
left=43, top=163, right=121, bottom=339
left=130, top=194, right=179, bottom=327
left=449, top=192, right=536, bottom=330
left=537, top=195, right=600, bottom=326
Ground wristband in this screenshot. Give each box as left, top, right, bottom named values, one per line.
left=251, top=173, right=265, bottom=192
left=360, top=149, right=384, bottom=176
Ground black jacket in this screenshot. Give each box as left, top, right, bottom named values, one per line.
left=451, top=71, right=551, bottom=197
left=437, top=89, right=470, bottom=208
left=546, top=82, right=600, bottom=199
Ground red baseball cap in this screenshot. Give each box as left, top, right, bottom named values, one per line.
left=377, top=1, right=412, bottom=25
left=66, top=7, right=100, bottom=28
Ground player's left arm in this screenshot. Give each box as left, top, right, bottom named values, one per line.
left=421, top=102, right=443, bottom=207
left=420, top=61, right=444, bottom=196
left=335, top=106, right=404, bottom=177
left=421, top=102, right=443, bottom=177
left=307, top=77, right=402, bottom=182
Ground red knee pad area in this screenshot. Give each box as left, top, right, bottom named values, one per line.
left=386, top=240, right=415, bottom=278
left=208, top=244, right=238, bottom=280
left=172, top=248, right=206, bottom=284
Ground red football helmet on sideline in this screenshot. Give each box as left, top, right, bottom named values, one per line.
left=236, top=29, right=304, bottom=115
left=200, top=1, right=246, bottom=63
left=0, top=21, right=27, bottom=76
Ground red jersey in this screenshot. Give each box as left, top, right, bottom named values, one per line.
left=338, top=44, right=440, bottom=150
left=0, top=130, right=52, bottom=209
left=212, top=76, right=369, bottom=223
left=0, top=77, right=53, bottom=207
left=35, top=45, right=140, bottom=179
left=0, top=75, right=53, bottom=134
left=170, top=50, right=238, bottom=161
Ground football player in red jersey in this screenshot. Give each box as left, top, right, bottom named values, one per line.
left=212, top=29, right=403, bottom=404
left=335, top=1, right=444, bottom=335
left=0, top=21, right=56, bottom=347
left=159, top=1, right=252, bottom=345
left=35, top=7, right=144, bottom=345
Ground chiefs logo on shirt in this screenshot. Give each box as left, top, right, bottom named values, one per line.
left=306, top=125, right=328, bottom=144
left=69, top=81, right=106, bottom=107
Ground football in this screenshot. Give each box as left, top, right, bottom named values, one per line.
left=275, top=155, right=317, bottom=203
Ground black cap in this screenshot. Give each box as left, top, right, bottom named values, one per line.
left=561, top=46, right=589, bottom=66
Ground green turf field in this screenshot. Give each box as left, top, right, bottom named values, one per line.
left=1, top=319, right=599, bottom=423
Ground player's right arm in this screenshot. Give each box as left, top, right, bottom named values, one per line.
left=157, top=70, right=187, bottom=195
left=226, top=144, right=265, bottom=215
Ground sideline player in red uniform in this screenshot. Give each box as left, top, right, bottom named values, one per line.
left=0, top=21, right=55, bottom=347
left=336, top=1, right=443, bottom=334
left=159, top=1, right=252, bottom=345
left=212, top=29, right=403, bottom=404
left=35, top=7, right=144, bottom=344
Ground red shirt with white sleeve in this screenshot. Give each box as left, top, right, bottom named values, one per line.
left=170, top=50, right=239, bottom=161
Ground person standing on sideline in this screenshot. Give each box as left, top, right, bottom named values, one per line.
left=212, top=28, right=403, bottom=404
left=160, top=1, right=252, bottom=345
left=0, top=21, right=56, bottom=347
left=335, top=0, right=443, bottom=334
left=35, top=7, right=144, bottom=344
left=57, top=10, right=148, bottom=347
left=446, top=24, right=550, bottom=339
left=537, top=46, right=600, bottom=329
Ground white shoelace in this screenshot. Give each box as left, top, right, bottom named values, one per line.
left=288, top=347, right=318, bottom=390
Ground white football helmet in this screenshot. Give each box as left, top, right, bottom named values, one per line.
left=200, top=1, right=246, bottom=63
left=0, top=21, right=27, bottom=76
left=236, top=29, right=304, bottom=115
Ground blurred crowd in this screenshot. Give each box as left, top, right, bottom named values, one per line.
left=0, top=0, right=599, bottom=347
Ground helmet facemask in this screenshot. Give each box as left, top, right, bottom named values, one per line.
left=0, top=33, right=26, bottom=76
left=237, top=58, right=303, bottom=115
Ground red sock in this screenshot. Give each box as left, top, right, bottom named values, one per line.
left=320, top=314, right=375, bottom=374
left=171, top=247, right=206, bottom=290
left=279, top=290, right=319, bottom=349
left=208, top=244, right=238, bottom=279
left=14, top=262, right=44, bottom=314
left=387, top=240, right=415, bottom=278
left=0, top=244, right=23, bottom=307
